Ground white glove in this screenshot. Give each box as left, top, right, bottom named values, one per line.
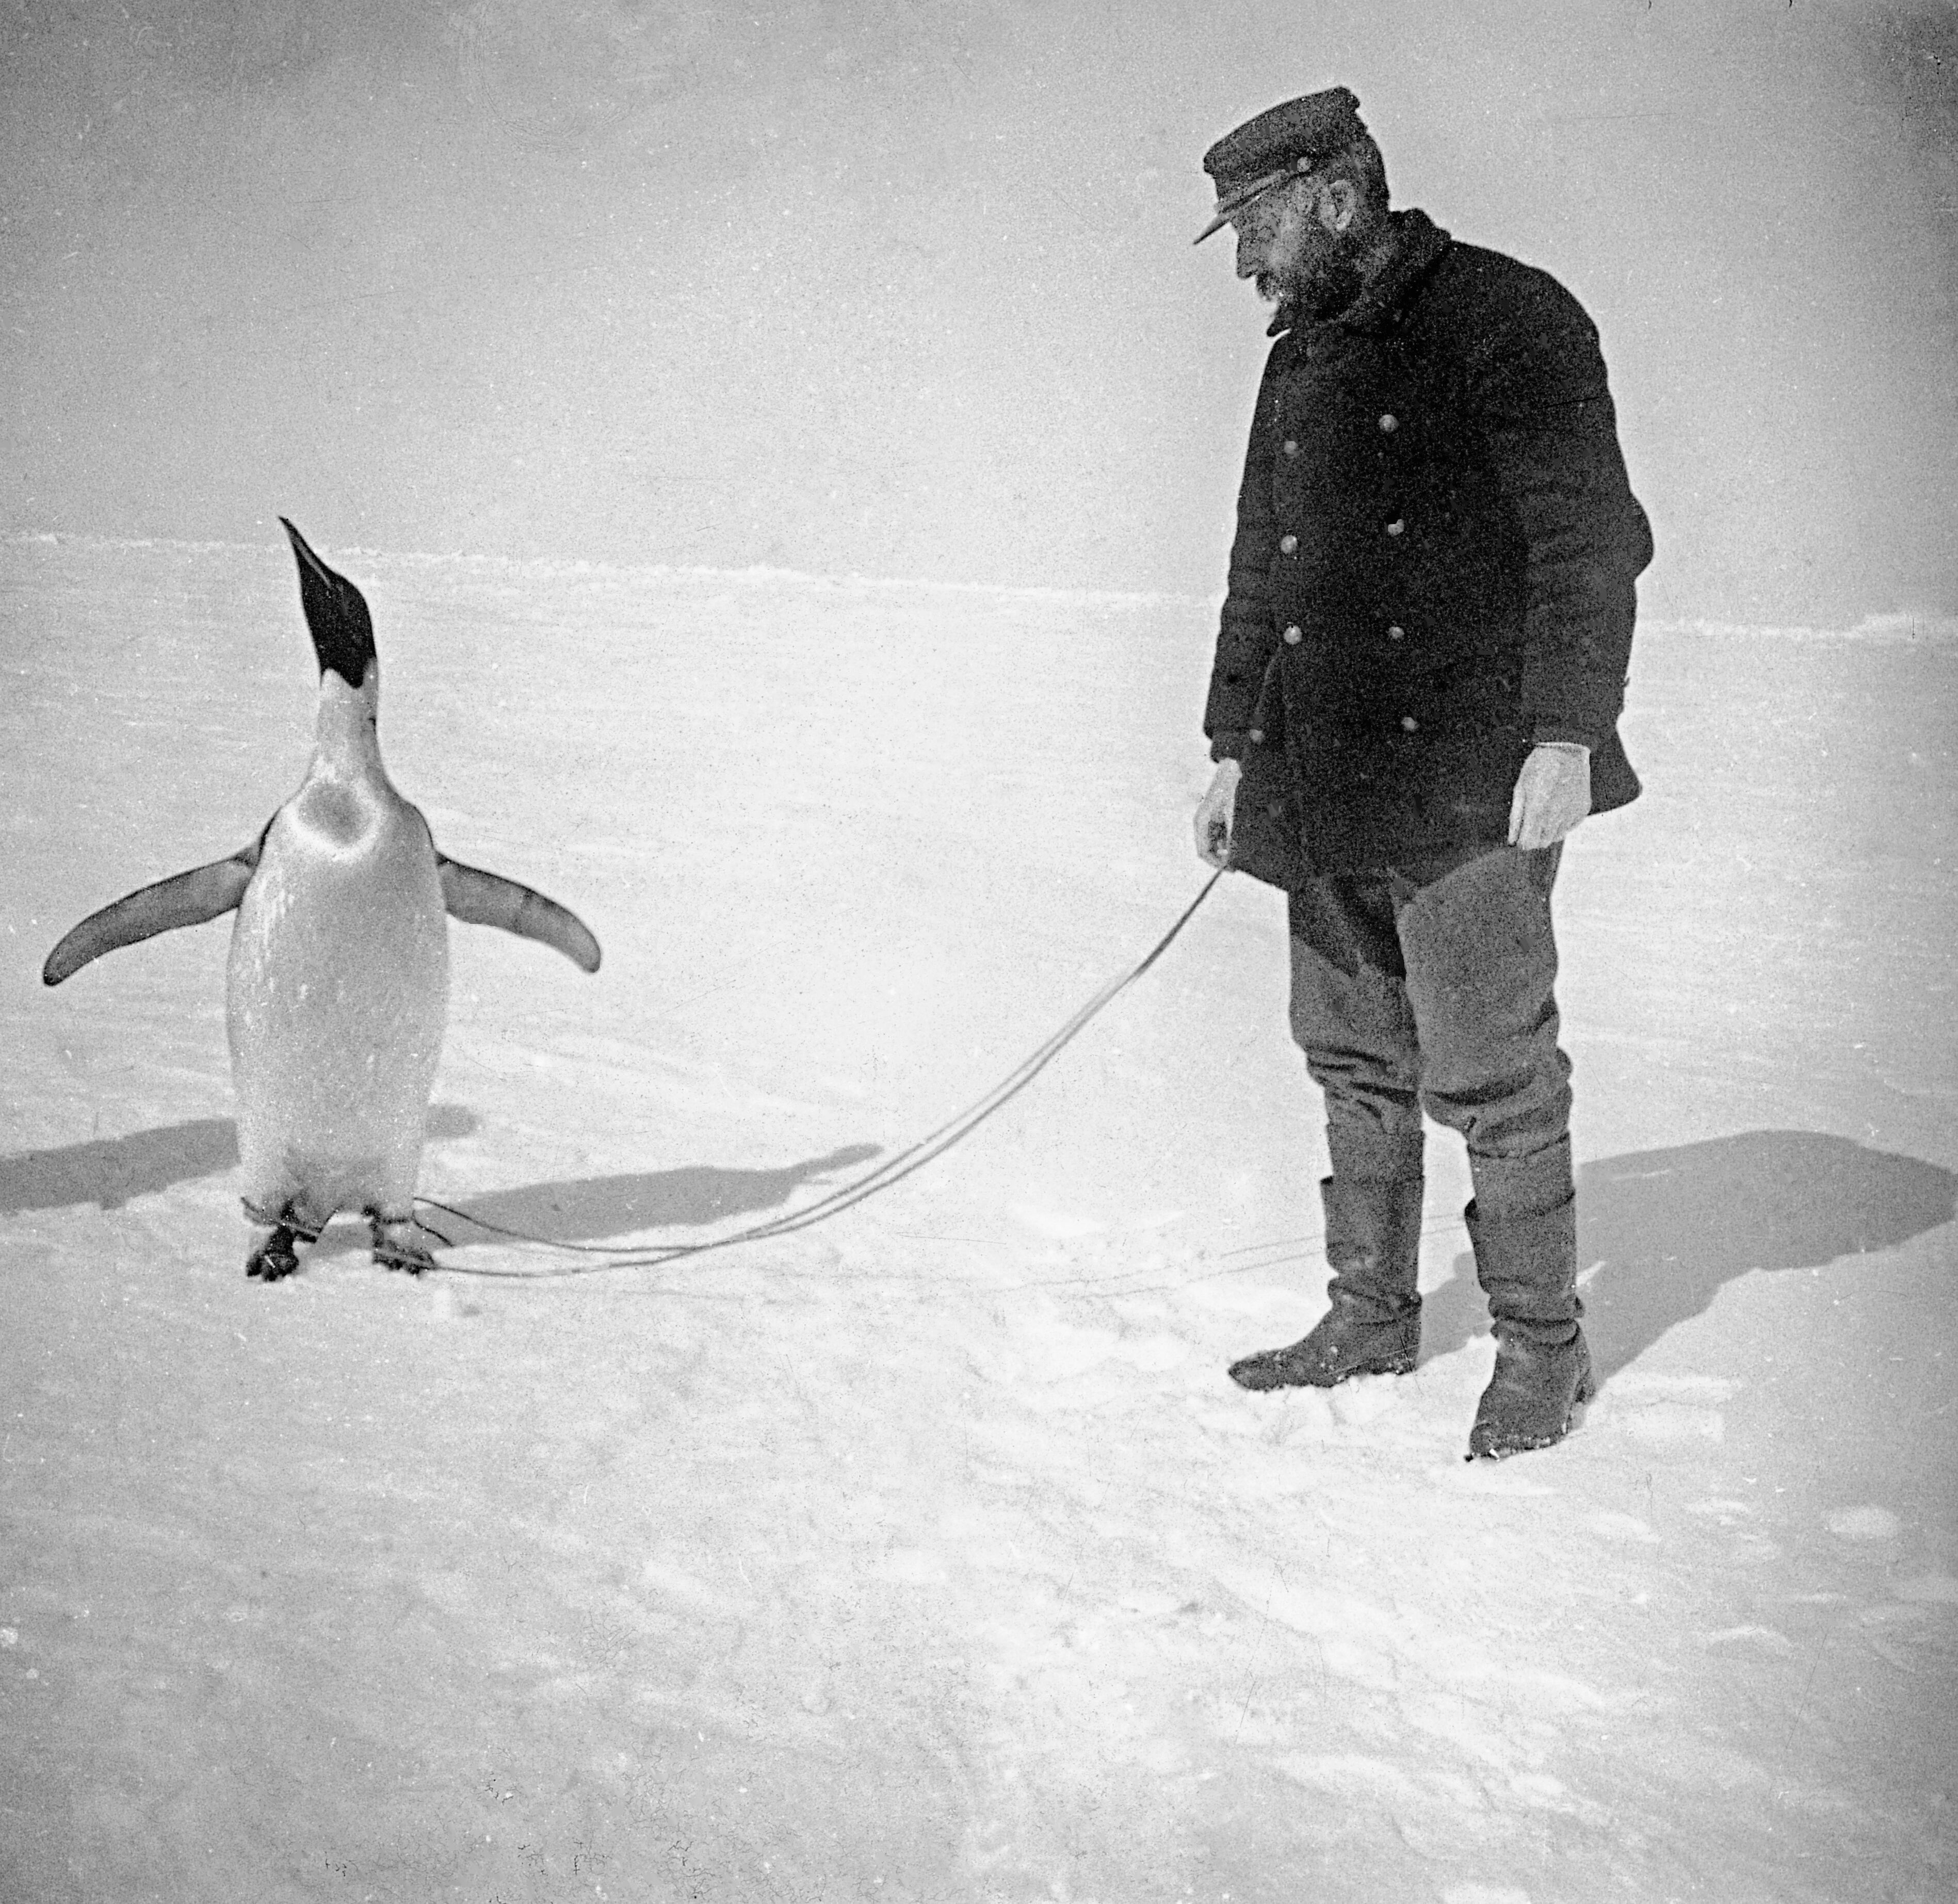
left=1194, top=759, right=1242, bottom=869
left=1508, top=742, right=1592, bottom=850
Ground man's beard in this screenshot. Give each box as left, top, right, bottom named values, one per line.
left=1260, top=235, right=1365, bottom=322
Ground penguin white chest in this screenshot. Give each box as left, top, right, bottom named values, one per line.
left=226, top=780, right=449, bottom=1215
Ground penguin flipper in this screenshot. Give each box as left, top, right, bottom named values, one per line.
left=42, top=843, right=263, bottom=986
left=437, top=856, right=602, bottom=974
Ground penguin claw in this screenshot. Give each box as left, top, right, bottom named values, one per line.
left=246, top=1227, right=302, bottom=1281
left=369, top=1216, right=438, bottom=1277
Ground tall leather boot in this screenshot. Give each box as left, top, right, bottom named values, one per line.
left=1465, top=1151, right=1592, bottom=1457
left=1229, top=1173, right=1425, bottom=1391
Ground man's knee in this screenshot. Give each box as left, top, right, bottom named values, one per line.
left=1419, top=1045, right=1572, bottom=1159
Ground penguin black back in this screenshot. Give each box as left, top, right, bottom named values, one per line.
left=281, top=517, right=376, bottom=688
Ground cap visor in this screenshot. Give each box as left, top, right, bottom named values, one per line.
left=1191, top=165, right=1294, bottom=245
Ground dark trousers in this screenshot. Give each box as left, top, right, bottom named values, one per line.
left=1287, top=844, right=1574, bottom=1222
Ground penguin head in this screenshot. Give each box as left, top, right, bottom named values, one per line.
left=280, top=518, right=377, bottom=691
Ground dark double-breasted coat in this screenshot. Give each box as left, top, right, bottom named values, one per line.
left=1207, top=210, right=1654, bottom=885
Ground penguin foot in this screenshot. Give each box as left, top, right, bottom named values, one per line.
left=370, top=1213, right=438, bottom=1277
left=242, top=1198, right=323, bottom=1282
left=246, top=1226, right=302, bottom=1282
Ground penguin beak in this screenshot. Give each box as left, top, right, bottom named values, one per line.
left=281, top=517, right=377, bottom=689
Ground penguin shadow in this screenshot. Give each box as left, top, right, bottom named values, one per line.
left=0, top=1104, right=480, bottom=1216
left=1419, top=1129, right=1956, bottom=1388
left=392, top=1142, right=887, bottom=1258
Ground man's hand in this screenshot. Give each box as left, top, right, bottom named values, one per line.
left=1194, top=758, right=1243, bottom=869
left=1508, top=741, right=1591, bottom=850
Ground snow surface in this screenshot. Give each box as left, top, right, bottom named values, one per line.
left=3, top=535, right=1954, bottom=1903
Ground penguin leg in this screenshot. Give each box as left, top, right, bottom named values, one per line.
left=369, top=1209, right=439, bottom=1277
left=246, top=1223, right=302, bottom=1282
left=241, top=1196, right=323, bottom=1283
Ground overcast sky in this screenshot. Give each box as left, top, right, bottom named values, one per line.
left=4, top=0, right=1954, bottom=624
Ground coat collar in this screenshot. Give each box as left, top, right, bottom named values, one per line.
left=1267, top=207, right=1452, bottom=338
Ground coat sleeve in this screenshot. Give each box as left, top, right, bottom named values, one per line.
left=1204, top=341, right=1288, bottom=761
left=1462, top=270, right=1654, bottom=750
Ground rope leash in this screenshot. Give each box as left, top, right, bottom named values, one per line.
left=420, top=871, right=1226, bottom=1280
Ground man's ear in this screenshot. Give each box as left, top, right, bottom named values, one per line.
left=1321, top=177, right=1358, bottom=232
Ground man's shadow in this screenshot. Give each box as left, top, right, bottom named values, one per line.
left=1421, top=1130, right=1955, bottom=1385
left=0, top=1105, right=481, bottom=1214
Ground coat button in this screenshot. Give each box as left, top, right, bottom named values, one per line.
left=1385, top=518, right=1405, bottom=538
left=1283, top=625, right=1302, bottom=645
left=1400, top=715, right=1419, bottom=731
left=1282, top=438, right=1299, bottom=457
left=1279, top=533, right=1299, bottom=555
left=1386, top=624, right=1404, bottom=641
left=1378, top=414, right=1398, bottom=433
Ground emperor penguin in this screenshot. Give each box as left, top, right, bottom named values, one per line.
left=43, top=520, right=601, bottom=1282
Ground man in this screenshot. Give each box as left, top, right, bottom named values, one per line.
left=1190, top=87, right=1653, bottom=1458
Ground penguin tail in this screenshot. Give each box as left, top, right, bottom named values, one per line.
left=436, top=856, right=602, bottom=974
left=43, top=844, right=262, bottom=986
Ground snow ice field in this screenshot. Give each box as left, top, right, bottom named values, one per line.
left=2, top=533, right=1954, bottom=1902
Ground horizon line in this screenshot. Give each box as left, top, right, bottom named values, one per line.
left=6, top=530, right=1954, bottom=641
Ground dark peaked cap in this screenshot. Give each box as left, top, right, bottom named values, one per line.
left=1195, top=86, right=1367, bottom=242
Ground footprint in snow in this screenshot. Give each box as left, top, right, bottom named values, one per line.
left=1274, top=1751, right=1422, bottom=1805
left=1685, top=1496, right=1757, bottom=1523
left=1594, top=1370, right=1733, bottom=1446
left=1703, top=1623, right=1797, bottom=1654
left=1007, top=1202, right=1106, bottom=1242
left=1893, top=1573, right=1958, bottom=1604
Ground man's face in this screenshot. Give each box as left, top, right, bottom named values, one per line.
left=1231, top=178, right=1343, bottom=307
